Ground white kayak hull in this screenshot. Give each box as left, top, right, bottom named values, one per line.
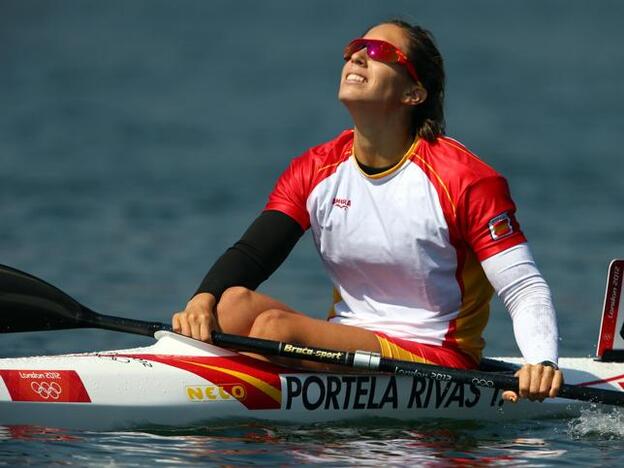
left=1, top=332, right=622, bottom=431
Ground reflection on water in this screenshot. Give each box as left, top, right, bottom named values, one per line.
left=3, top=415, right=624, bottom=465
left=0, top=419, right=577, bottom=465
left=0, top=425, right=81, bottom=442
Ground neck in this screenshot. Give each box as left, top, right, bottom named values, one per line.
left=348, top=104, right=414, bottom=168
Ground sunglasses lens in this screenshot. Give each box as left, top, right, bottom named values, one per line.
left=345, top=40, right=396, bottom=63
left=366, top=42, right=392, bottom=61
left=343, top=39, right=418, bottom=81
left=344, top=39, right=365, bottom=60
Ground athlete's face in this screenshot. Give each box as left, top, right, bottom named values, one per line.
left=338, top=24, right=424, bottom=110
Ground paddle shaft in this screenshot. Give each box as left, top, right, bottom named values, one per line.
left=211, top=331, right=624, bottom=407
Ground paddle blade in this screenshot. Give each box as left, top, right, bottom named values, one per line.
left=0, top=265, right=88, bottom=333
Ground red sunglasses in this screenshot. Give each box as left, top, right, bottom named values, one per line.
left=343, top=38, right=420, bottom=83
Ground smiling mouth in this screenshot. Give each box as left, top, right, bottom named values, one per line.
left=345, top=73, right=366, bottom=83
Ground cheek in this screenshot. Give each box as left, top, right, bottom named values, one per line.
left=340, top=61, right=353, bottom=81
left=370, top=67, right=405, bottom=98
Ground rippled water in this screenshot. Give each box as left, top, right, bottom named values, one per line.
left=1, top=414, right=624, bottom=466
left=2, top=0, right=624, bottom=465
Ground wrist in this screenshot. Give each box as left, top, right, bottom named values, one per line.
left=189, top=292, right=216, bottom=309
left=538, top=360, right=559, bottom=370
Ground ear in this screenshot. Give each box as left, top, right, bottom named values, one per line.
left=402, top=84, right=428, bottom=106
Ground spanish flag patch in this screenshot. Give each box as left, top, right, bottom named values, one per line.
left=488, top=212, right=514, bottom=240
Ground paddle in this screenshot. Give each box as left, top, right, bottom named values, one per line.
left=0, top=264, right=165, bottom=337
left=1, top=264, right=623, bottom=407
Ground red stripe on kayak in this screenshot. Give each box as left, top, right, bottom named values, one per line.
left=0, top=370, right=91, bottom=403
left=125, top=354, right=287, bottom=410
left=576, top=373, right=624, bottom=388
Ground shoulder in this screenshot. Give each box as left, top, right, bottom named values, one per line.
left=411, top=136, right=516, bottom=221
left=290, top=129, right=354, bottom=174
left=266, top=130, right=354, bottom=230
left=276, top=129, right=354, bottom=193
left=414, top=136, right=502, bottom=183
left=269, top=129, right=353, bottom=196
left=412, top=136, right=510, bottom=202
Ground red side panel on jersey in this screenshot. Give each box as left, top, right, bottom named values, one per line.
left=265, top=130, right=354, bottom=230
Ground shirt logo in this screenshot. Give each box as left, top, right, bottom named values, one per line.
left=488, top=212, right=514, bottom=240
left=332, top=197, right=351, bottom=209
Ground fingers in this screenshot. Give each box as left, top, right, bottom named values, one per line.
left=172, top=311, right=191, bottom=336
left=529, top=365, right=549, bottom=401
left=549, top=370, right=564, bottom=398
left=173, top=308, right=212, bottom=341
left=171, top=294, right=217, bottom=342
left=516, top=366, right=530, bottom=399
left=508, top=363, right=563, bottom=403
left=199, top=318, right=210, bottom=342
left=172, top=312, right=181, bottom=332
left=502, top=390, right=518, bottom=403
left=537, top=366, right=556, bottom=400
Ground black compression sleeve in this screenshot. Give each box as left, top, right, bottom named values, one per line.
left=194, top=210, right=304, bottom=300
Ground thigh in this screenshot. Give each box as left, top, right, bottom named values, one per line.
left=287, top=317, right=382, bottom=353
left=247, top=311, right=381, bottom=370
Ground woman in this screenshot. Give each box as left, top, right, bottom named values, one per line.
left=173, top=20, right=563, bottom=402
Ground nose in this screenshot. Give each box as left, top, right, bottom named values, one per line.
left=348, top=47, right=367, bottom=66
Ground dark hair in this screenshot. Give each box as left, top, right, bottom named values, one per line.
left=378, top=20, right=446, bottom=141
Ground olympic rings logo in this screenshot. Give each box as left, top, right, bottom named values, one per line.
left=471, top=378, right=495, bottom=388
left=30, top=381, right=62, bottom=400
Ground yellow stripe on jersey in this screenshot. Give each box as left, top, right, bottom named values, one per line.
left=327, top=287, right=342, bottom=319
left=411, top=152, right=457, bottom=217
left=452, top=250, right=494, bottom=362
left=317, top=160, right=346, bottom=174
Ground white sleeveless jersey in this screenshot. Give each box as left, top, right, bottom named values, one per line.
left=266, top=130, right=526, bottom=361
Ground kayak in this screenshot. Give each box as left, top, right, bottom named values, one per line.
left=2, top=260, right=624, bottom=431
left=1, top=330, right=623, bottom=431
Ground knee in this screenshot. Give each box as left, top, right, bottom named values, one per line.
left=249, top=309, right=294, bottom=341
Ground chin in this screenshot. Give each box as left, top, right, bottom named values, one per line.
left=338, top=94, right=376, bottom=110
left=338, top=86, right=369, bottom=105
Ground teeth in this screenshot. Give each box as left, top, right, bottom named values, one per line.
left=346, top=73, right=366, bottom=83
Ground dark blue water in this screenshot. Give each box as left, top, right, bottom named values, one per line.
left=1, top=0, right=624, bottom=464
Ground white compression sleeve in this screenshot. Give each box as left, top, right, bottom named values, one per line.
left=481, top=243, right=559, bottom=364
